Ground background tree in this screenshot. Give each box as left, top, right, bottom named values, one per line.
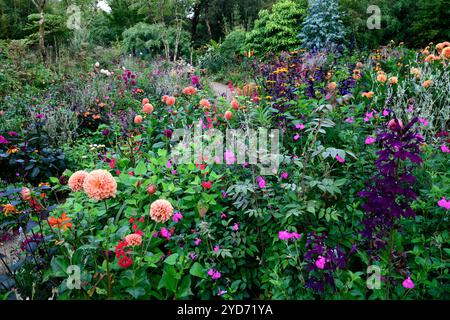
left=245, top=0, right=307, bottom=55
left=299, top=0, right=347, bottom=51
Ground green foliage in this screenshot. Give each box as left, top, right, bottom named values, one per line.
left=299, top=0, right=347, bottom=51
left=245, top=0, right=307, bottom=55
left=122, top=22, right=190, bottom=59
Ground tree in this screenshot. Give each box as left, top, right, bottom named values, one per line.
left=31, top=0, right=47, bottom=64
left=299, top=0, right=347, bottom=51
left=245, top=0, right=307, bottom=55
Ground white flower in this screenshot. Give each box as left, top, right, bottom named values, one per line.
left=94, top=62, right=100, bottom=68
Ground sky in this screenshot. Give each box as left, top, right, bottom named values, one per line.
left=97, top=0, right=112, bottom=13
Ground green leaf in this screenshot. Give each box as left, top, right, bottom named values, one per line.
left=158, top=265, right=177, bottom=292
left=189, top=262, right=206, bottom=278
left=164, top=253, right=179, bottom=265
left=135, top=160, right=147, bottom=176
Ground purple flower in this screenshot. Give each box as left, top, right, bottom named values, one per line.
left=0, top=135, right=10, bottom=144
left=164, top=129, right=173, bottom=138
left=36, top=114, right=44, bottom=119
left=232, top=223, right=239, bottom=231
left=224, top=150, right=236, bottom=165
left=8, top=131, right=18, bottom=137
left=280, top=172, right=289, bottom=180
left=345, top=117, right=354, bottom=124
left=256, top=176, right=266, bottom=189
left=365, top=136, right=376, bottom=145
left=335, top=155, right=345, bottom=163
left=213, top=245, right=219, bottom=253
left=295, top=123, right=305, bottom=130
left=438, top=197, right=450, bottom=210
left=173, top=212, right=183, bottom=223
left=102, top=128, right=110, bottom=136
left=194, top=238, right=201, bottom=246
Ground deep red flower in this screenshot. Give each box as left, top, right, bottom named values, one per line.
left=118, top=255, right=133, bottom=268
left=201, top=181, right=212, bottom=189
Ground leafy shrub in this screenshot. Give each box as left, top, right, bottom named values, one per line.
left=245, top=0, right=307, bottom=56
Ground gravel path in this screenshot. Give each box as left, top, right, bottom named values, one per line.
left=209, top=81, right=233, bottom=101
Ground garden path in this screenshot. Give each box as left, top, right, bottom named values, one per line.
left=209, top=81, right=233, bottom=101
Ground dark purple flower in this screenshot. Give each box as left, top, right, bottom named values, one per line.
left=164, top=129, right=173, bottom=138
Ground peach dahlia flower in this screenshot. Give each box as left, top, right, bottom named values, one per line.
left=68, top=170, right=89, bottom=192
left=150, top=199, right=173, bottom=223
left=83, top=169, right=117, bottom=200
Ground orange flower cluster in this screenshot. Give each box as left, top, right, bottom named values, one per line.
left=49, top=213, right=73, bottom=231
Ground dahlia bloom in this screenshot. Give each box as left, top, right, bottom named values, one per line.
left=182, top=86, right=197, bottom=95
left=21, top=187, right=32, bottom=201
left=83, top=169, right=117, bottom=200
left=422, top=80, right=433, bottom=88
left=150, top=199, right=174, bottom=223
left=143, top=103, right=154, bottom=114
left=124, top=233, right=142, bottom=247
left=199, top=99, right=210, bottom=109
left=68, top=170, right=89, bottom=192
left=166, top=96, right=176, bottom=106
left=134, top=115, right=143, bottom=124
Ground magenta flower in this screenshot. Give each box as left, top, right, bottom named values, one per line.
left=345, top=117, right=354, bottom=124
left=166, top=160, right=172, bottom=168
left=189, top=252, right=196, bottom=260
left=160, top=227, right=172, bottom=240
left=293, top=134, right=300, bottom=141
left=232, top=223, right=239, bottom=231
left=280, top=172, right=289, bottom=179
left=408, top=105, right=414, bottom=113
left=365, top=136, right=376, bottom=145
left=315, top=256, right=326, bottom=269
left=0, top=135, right=9, bottom=144
left=419, top=118, right=428, bottom=126
left=224, top=150, right=236, bottom=165
left=278, top=230, right=291, bottom=240
left=8, top=131, right=17, bottom=137
left=364, top=111, right=374, bottom=122
left=220, top=213, right=227, bottom=219
left=441, top=144, right=450, bottom=153
left=194, top=238, right=201, bottom=246
left=402, top=277, right=415, bottom=289
left=335, top=155, right=345, bottom=163
left=278, top=230, right=301, bottom=241
left=208, top=269, right=221, bottom=280
left=437, top=197, right=450, bottom=210
left=172, top=212, right=183, bottom=223
left=213, top=245, right=219, bottom=253
left=256, top=176, right=266, bottom=189
left=382, top=109, right=389, bottom=116
left=295, top=123, right=305, bottom=130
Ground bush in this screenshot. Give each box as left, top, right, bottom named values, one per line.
left=245, top=0, right=308, bottom=56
